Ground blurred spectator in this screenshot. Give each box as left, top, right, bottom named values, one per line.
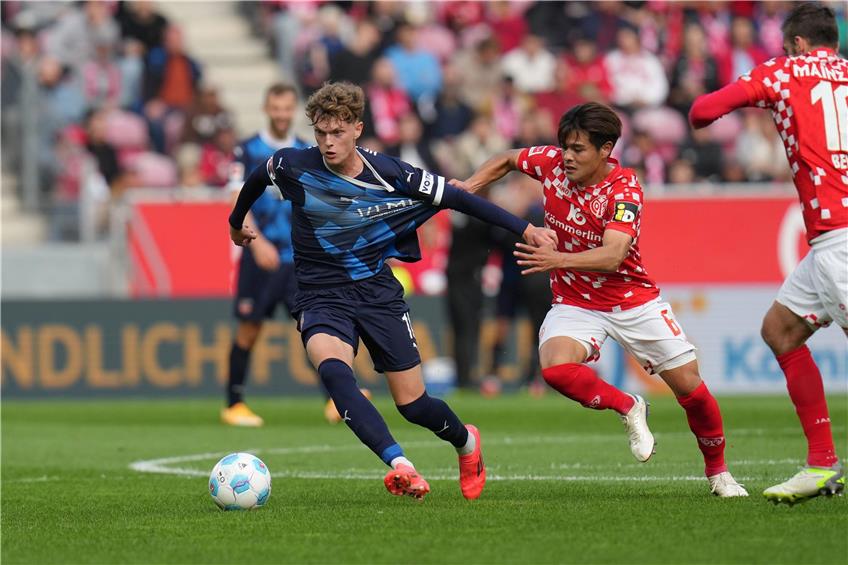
left=182, top=85, right=233, bottom=145
left=447, top=114, right=509, bottom=181
left=735, top=111, right=790, bottom=182
left=408, top=3, right=456, bottom=63
left=668, top=24, right=720, bottom=114
left=38, top=57, right=86, bottom=154
left=501, top=34, right=556, bottom=94
left=142, top=25, right=202, bottom=153
left=363, top=58, right=411, bottom=146
left=44, top=1, right=120, bottom=72
left=81, top=38, right=122, bottom=109
left=604, top=25, right=668, bottom=110
left=622, top=129, right=666, bottom=186
left=298, top=5, right=352, bottom=94
left=385, top=21, right=443, bottom=104
left=1, top=24, right=42, bottom=177
left=513, top=107, right=554, bottom=150
left=198, top=126, right=237, bottom=187
left=755, top=1, right=790, bottom=58
left=491, top=76, right=530, bottom=143
left=117, top=39, right=145, bottom=110
left=385, top=114, right=440, bottom=173
left=679, top=128, right=724, bottom=182
left=667, top=158, right=696, bottom=184
left=116, top=0, right=169, bottom=52
left=719, top=16, right=768, bottom=85
left=560, top=37, right=612, bottom=103
left=485, top=1, right=528, bottom=53
left=453, top=35, right=503, bottom=112
left=328, top=18, right=381, bottom=85
left=425, top=64, right=474, bottom=141
left=84, top=108, right=136, bottom=195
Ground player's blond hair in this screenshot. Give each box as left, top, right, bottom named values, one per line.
left=305, top=82, right=365, bottom=125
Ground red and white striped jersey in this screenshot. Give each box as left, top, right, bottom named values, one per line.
left=517, top=146, right=660, bottom=312
left=737, top=48, right=848, bottom=242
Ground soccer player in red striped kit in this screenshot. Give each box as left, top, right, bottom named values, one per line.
left=690, top=2, right=846, bottom=504
left=452, top=102, right=747, bottom=497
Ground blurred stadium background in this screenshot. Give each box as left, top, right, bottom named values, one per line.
left=2, top=0, right=847, bottom=400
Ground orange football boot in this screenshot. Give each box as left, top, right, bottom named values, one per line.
left=458, top=424, right=486, bottom=499
left=383, top=464, right=430, bottom=500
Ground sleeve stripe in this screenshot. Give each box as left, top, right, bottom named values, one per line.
left=433, top=175, right=445, bottom=206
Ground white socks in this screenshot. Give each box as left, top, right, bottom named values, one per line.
left=390, top=456, right=414, bottom=469
left=456, top=430, right=476, bottom=456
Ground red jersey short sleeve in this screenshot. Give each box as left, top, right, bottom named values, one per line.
left=517, top=146, right=562, bottom=182
left=603, top=172, right=643, bottom=240
left=736, top=49, right=848, bottom=241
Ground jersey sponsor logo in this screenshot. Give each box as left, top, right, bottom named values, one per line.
left=419, top=171, right=436, bottom=195
left=565, top=203, right=587, bottom=226
left=613, top=202, right=639, bottom=223
left=544, top=210, right=602, bottom=242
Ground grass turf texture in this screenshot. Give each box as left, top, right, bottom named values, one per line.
left=2, top=394, right=846, bottom=564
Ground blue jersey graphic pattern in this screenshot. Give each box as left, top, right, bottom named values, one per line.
left=266, top=146, right=446, bottom=287
left=233, top=133, right=309, bottom=263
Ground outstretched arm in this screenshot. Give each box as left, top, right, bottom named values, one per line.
left=689, top=82, right=751, bottom=129
left=449, top=150, right=522, bottom=193
left=438, top=182, right=556, bottom=247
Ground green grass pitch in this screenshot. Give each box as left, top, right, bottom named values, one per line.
left=2, top=394, right=846, bottom=564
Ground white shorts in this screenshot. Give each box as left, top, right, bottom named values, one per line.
left=777, top=228, right=848, bottom=330
left=539, top=298, right=696, bottom=374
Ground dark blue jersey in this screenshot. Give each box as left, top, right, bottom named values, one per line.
left=265, top=146, right=446, bottom=286
left=228, top=132, right=309, bottom=264
left=231, top=146, right=529, bottom=289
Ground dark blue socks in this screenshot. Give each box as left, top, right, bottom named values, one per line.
left=318, top=359, right=401, bottom=465
left=397, top=393, right=470, bottom=448
left=227, top=342, right=250, bottom=407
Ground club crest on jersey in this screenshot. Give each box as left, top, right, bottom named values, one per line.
left=613, top=202, right=639, bottom=223
left=589, top=195, right=608, bottom=218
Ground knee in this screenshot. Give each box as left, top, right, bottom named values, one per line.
left=317, top=358, right=354, bottom=387
left=760, top=316, right=806, bottom=356
left=236, top=322, right=261, bottom=349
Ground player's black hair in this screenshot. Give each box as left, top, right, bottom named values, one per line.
left=782, top=2, right=838, bottom=48
left=557, top=102, right=622, bottom=151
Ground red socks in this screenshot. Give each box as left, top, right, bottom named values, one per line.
left=542, top=363, right=634, bottom=415
left=677, top=382, right=727, bottom=476
left=777, top=346, right=838, bottom=468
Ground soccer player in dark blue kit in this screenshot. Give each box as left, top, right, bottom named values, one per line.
left=221, top=83, right=311, bottom=427
left=228, top=82, right=557, bottom=500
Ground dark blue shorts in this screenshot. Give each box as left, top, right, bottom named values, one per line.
left=233, top=250, right=297, bottom=322
left=294, top=266, right=421, bottom=373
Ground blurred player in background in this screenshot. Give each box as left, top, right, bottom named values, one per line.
left=690, top=1, right=846, bottom=504
left=228, top=82, right=556, bottom=500
left=221, top=83, right=310, bottom=427
left=453, top=102, right=748, bottom=497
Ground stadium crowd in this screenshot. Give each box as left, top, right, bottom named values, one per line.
left=2, top=0, right=848, bottom=240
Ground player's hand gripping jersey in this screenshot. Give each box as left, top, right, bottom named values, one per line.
left=737, top=48, right=848, bottom=241
left=517, top=146, right=659, bottom=312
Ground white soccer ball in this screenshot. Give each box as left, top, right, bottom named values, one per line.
left=209, top=452, right=271, bottom=510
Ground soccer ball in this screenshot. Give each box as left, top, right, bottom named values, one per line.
left=209, top=452, right=271, bottom=510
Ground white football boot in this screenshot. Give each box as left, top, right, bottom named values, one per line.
left=619, top=394, right=655, bottom=462
left=763, top=463, right=845, bottom=505
left=708, top=471, right=749, bottom=497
